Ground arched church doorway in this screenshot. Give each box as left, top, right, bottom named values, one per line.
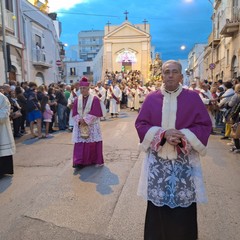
left=122, top=62, right=132, bottom=72
left=116, top=49, right=137, bottom=72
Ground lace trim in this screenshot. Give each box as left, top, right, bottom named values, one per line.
left=72, top=114, right=102, bottom=143
left=137, top=150, right=207, bottom=208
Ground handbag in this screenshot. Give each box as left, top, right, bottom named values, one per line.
left=230, top=122, right=240, bottom=139
left=79, top=122, right=90, bottom=139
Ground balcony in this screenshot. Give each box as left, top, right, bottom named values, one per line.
left=32, top=49, right=52, bottom=69
left=220, top=7, right=240, bottom=37
left=0, top=7, right=15, bottom=33
left=208, top=32, right=220, bottom=48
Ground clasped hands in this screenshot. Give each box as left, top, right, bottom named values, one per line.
left=164, top=129, right=185, bottom=146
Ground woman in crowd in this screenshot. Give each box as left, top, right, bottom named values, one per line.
left=9, top=90, right=22, bottom=138
left=218, top=81, right=235, bottom=140
left=15, top=86, right=27, bottom=134
left=199, top=80, right=216, bottom=133
left=48, top=87, right=57, bottom=133
left=228, top=84, right=240, bottom=153
left=41, top=95, right=53, bottom=138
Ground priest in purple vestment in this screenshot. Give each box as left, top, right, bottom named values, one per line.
left=72, top=77, right=104, bottom=169
left=135, top=60, right=212, bottom=240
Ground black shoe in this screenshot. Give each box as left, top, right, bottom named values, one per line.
left=14, top=133, right=22, bottom=138
left=49, top=129, right=57, bottom=133
left=72, top=164, right=85, bottom=169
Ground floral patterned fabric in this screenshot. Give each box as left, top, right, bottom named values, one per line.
left=138, top=149, right=207, bottom=209
left=72, top=114, right=102, bottom=143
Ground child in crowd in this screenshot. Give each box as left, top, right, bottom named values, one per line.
left=41, top=95, right=53, bottom=138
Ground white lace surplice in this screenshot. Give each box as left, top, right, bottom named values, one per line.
left=72, top=114, right=102, bottom=143
left=138, top=149, right=207, bottom=208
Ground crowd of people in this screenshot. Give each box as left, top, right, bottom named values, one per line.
left=0, top=72, right=240, bottom=154
left=0, top=70, right=239, bottom=151
left=0, top=80, right=71, bottom=139
left=189, top=77, right=240, bottom=154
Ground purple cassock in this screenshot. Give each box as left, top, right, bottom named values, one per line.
left=72, top=94, right=104, bottom=166
left=135, top=85, right=212, bottom=209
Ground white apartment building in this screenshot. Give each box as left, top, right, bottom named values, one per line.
left=204, top=0, right=240, bottom=82
left=63, top=61, right=93, bottom=84
left=187, top=43, right=207, bottom=84
left=63, top=30, right=104, bottom=84
left=0, top=0, right=63, bottom=86
left=78, top=30, right=104, bottom=61
left=65, top=45, right=79, bottom=61
left=20, top=0, right=62, bottom=85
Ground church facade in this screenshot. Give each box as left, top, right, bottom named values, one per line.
left=102, top=21, right=152, bottom=82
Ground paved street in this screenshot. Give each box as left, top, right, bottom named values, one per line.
left=0, top=110, right=240, bottom=240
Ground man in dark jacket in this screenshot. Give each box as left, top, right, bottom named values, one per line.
left=55, top=87, right=68, bottom=130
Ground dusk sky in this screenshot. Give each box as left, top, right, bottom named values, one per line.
left=49, top=0, right=213, bottom=60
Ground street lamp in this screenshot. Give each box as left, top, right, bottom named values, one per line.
left=180, top=45, right=186, bottom=50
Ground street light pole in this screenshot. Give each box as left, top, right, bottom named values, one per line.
left=0, top=0, right=9, bottom=84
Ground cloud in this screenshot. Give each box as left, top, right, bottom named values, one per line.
left=48, top=0, right=89, bottom=12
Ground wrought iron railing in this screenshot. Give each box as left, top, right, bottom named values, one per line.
left=32, top=48, right=47, bottom=63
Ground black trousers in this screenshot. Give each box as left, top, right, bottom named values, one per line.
left=0, top=155, right=14, bottom=175
left=49, top=114, right=56, bottom=131
left=144, top=201, right=198, bottom=240
left=12, top=117, right=21, bottom=136
left=20, top=110, right=26, bottom=131
left=234, top=138, right=240, bottom=149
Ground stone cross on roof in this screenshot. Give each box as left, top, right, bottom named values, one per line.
left=106, top=21, right=111, bottom=32
left=124, top=10, right=129, bottom=21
